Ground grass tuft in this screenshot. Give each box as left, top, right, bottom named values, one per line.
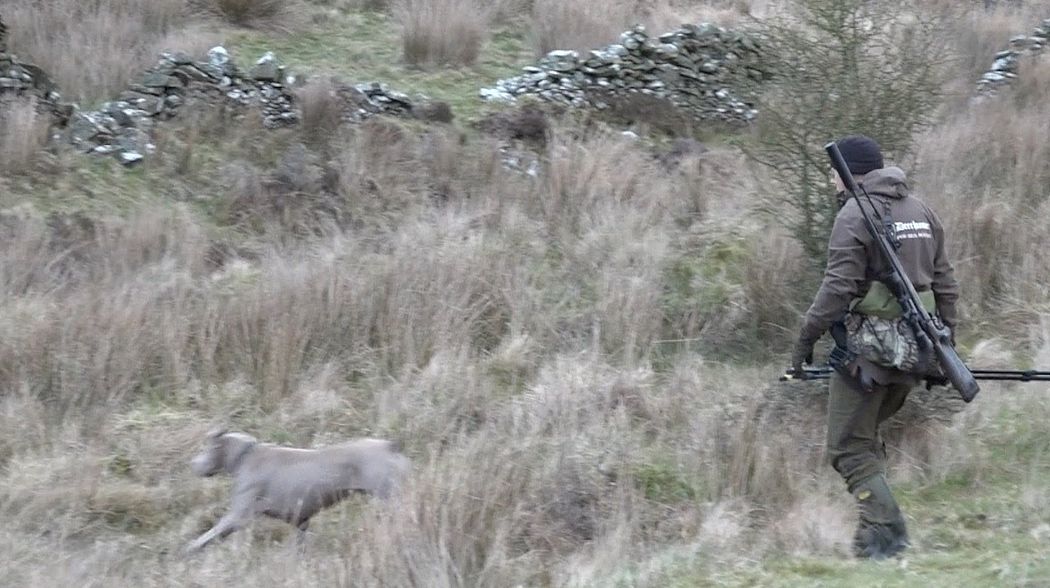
left=394, top=0, right=491, bottom=67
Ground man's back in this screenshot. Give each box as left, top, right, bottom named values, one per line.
left=834, top=167, right=958, bottom=307
left=802, top=166, right=959, bottom=345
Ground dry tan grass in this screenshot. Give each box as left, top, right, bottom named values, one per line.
left=0, top=97, right=51, bottom=175
left=1, top=0, right=1049, bottom=583
left=529, top=0, right=641, bottom=57
left=0, top=117, right=827, bottom=582
left=394, top=0, right=491, bottom=66
left=912, top=58, right=1050, bottom=332
left=1, top=0, right=218, bottom=104
left=527, top=0, right=757, bottom=57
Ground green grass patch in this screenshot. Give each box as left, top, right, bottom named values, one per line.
left=1, top=155, right=166, bottom=218
left=633, top=461, right=698, bottom=505
left=645, top=411, right=1050, bottom=587
left=224, top=11, right=534, bottom=121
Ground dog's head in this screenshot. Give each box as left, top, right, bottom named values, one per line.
left=190, top=428, right=258, bottom=477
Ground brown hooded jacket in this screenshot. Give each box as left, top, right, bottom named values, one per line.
left=799, top=166, right=959, bottom=355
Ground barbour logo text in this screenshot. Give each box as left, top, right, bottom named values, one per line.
left=894, top=220, right=932, bottom=240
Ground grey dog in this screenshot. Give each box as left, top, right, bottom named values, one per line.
left=186, top=429, right=410, bottom=553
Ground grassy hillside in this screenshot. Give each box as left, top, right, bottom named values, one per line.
left=0, top=0, right=1049, bottom=586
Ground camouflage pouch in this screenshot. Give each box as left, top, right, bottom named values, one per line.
left=844, top=313, right=931, bottom=373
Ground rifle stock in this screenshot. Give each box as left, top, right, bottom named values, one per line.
left=932, top=332, right=980, bottom=402
left=824, top=142, right=980, bottom=403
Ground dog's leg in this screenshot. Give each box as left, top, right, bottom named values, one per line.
left=185, top=510, right=250, bottom=554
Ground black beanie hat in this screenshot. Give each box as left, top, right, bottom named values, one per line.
left=836, top=135, right=884, bottom=176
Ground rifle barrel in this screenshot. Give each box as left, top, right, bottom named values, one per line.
left=970, top=370, right=1050, bottom=381
left=780, top=367, right=1050, bottom=382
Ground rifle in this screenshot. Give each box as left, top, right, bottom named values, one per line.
left=782, top=365, right=1050, bottom=384
left=825, top=142, right=981, bottom=403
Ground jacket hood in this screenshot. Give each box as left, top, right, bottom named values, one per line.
left=858, top=166, right=909, bottom=199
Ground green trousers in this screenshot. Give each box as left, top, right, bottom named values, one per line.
left=826, top=372, right=912, bottom=492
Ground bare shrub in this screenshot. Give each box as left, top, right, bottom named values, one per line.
left=476, top=104, right=553, bottom=145
left=0, top=97, right=50, bottom=175
left=296, top=78, right=345, bottom=147
left=2, top=0, right=217, bottom=103
left=394, top=0, right=490, bottom=66
left=201, top=0, right=301, bottom=30
left=595, top=92, right=695, bottom=138
left=411, top=99, right=455, bottom=123
left=751, top=0, right=952, bottom=261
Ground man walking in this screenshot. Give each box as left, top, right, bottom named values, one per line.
left=791, top=135, right=960, bottom=559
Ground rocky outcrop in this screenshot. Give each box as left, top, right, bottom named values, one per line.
left=975, top=18, right=1050, bottom=98
left=481, top=23, right=767, bottom=124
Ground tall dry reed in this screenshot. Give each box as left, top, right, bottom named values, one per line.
left=394, top=0, right=491, bottom=66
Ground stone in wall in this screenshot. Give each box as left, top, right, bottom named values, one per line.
left=480, top=23, right=767, bottom=124
left=336, top=81, right=415, bottom=122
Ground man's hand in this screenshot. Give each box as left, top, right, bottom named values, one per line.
left=791, top=337, right=816, bottom=380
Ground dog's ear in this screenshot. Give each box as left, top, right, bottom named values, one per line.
left=218, top=432, right=257, bottom=470
left=207, top=427, right=228, bottom=440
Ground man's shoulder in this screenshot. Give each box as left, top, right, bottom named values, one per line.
left=834, top=196, right=868, bottom=224
left=829, top=198, right=874, bottom=244
left=899, top=193, right=944, bottom=224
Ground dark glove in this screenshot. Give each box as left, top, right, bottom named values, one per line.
left=791, top=337, right=816, bottom=380
left=937, top=312, right=957, bottom=347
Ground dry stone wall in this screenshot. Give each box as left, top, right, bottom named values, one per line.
left=481, top=23, right=767, bottom=124
left=975, top=18, right=1050, bottom=97
left=6, top=9, right=1050, bottom=169
left=1, top=32, right=426, bottom=166
left=74, top=47, right=431, bottom=165
left=67, top=48, right=300, bottom=165
left=0, top=16, right=76, bottom=127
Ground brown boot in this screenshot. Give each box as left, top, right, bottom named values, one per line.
left=850, top=474, right=910, bottom=560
